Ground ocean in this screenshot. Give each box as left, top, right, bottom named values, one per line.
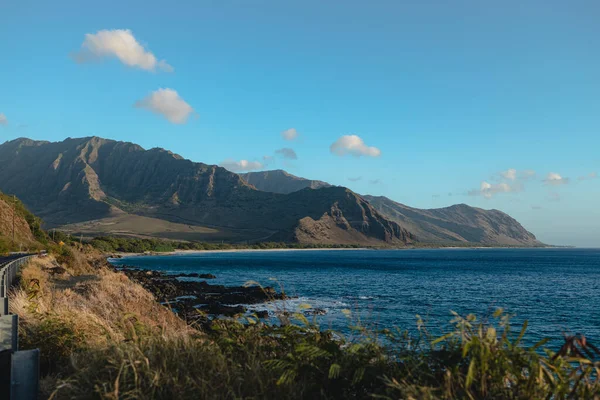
left=109, top=248, right=600, bottom=346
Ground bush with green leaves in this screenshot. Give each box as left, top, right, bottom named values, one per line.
left=38, top=309, right=600, bottom=399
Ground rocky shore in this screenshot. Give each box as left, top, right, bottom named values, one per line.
left=116, top=266, right=286, bottom=325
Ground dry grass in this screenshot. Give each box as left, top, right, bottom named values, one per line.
left=11, top=251, right=191, bottom=344
left=8, top=245, right=600, bottom=400
left=9, top=246, right=196, bottom=397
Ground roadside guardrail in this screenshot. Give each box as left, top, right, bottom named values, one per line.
left=0, top=254, right=39, bottom=400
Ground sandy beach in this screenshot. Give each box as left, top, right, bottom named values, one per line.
left=109, top=247, right=372, bottom=258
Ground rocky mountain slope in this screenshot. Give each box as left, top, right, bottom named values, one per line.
left=232, top=168, right=542, bottom=246
left=363, top=195, right=541, bottom=246
left=240, top=170, right=332, bottom=194
left=0, top=137, right=414, bottom=245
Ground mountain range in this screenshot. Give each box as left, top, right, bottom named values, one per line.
left=0, top=137, right=542, bottom=247
left=0, top=137, right=412, bottom=245
left=237, top=169, right=541, bottom=246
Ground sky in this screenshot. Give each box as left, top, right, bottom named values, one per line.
left=0, top=0, right=599, bottom=246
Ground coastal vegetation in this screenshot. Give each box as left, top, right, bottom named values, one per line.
left=89, top=235, right=364, bottom=253
left=8, top=244, right=600, bottom=399
left=1, top=192, right=597, bottom=399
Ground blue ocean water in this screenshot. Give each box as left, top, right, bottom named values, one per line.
left=110, top=248, right=600, bottom=346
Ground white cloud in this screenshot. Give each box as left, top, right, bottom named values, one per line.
left=544, top=172, right=569, bottom=186
left=330, top=135, right=381, bottom=157
left=369, top=179, right=381, bottom=184
left=275, top=148, right=298, bottom=160
left=0, top=113, right=7, bottom=126
left=73, top=29, right=173, bottom=72
left=469, top=181, right=514, bottom=199
left=135, top=88, right=195, bottom=124
left=348, top=177, right=362, bottom=182
left=501, top=168, right=517, bottom=180
left=220, top=159, right=264, bottom=172
left=498, top=168, right=535, bottom=181
left=281, top=128, right=298, bottom=141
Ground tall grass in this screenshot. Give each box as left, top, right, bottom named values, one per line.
left=10, top=246, right=600, bottom=399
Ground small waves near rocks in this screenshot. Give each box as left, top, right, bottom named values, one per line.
left=110, top=248, right=600, bottom=346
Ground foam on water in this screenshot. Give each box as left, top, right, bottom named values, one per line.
left=110, top=248, right=600, bottom=346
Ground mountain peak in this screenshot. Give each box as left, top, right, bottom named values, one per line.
left=240, top=169, right=332, bottom=194
left=365, top=195, right=541, bottom=246
left=0, top=137, right=410, bottom=246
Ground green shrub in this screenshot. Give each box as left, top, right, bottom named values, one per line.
left=40, top=311, right=600, bottom=399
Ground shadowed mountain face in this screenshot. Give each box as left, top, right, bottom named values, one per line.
left=240, top=170, right=332, bottom=194
left=233, top=168, right=541, bottom=247
left=0, top=137, right=414, bottom=245
left=363, top=196, right=542, bottom=246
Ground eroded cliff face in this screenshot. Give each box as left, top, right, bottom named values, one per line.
left=364, top=196, right=541, bottom=246
left=0, top=137, right=413, bottom=245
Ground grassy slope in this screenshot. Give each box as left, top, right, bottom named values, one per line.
left=58, top=212, right=276, bottom=243
left=0, top=192, right=46, bottom=252
left=9, top=245, right=600, bottom=399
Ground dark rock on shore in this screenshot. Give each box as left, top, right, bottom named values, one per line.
left=256, top=310, right=269, bottom=319
left=170, top=272, right=216, bottom=279
left=116, top=266, right=286, bottom=323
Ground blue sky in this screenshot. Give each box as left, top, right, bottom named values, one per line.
left=1, top=0, right=599, bottom=246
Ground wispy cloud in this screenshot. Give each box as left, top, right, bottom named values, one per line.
left=281, top=128, right=298, bottom=141
left=544, top=172, right=569, bottom=186
left=135, top=88, right=195, bottom=124
left=330, top=135, right=381, bottom=157
left=469, top=181, right=515, bottom=199
left=578, top=172, right=598, bottom=181
left=497, top=168, right=535, bottom=181
left=348, top=177, right=362, bottom=182
left=0, top=113, right=7, bottom=126
left=468, top=168, right=535, bottom=198
left=72, top=29, right=173, bottom=72
left=531, top=205, right=543, bottom=210
left=369, top=179, right=381, bottom=184
left=520, top=170, right=536, bottom=179
left=220, top=159, right=264, bottom=172
left=275, top=148, right=298, bottom=160
left=501, top=168, right=517, bottom=180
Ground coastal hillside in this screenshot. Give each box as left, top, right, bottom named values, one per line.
left=0, top=137, right=414, bottom=246
left=232, top=169, right=542, bottom=247
left=364, top=195, right=542, bottom=246
left=240, top=170, right=332, bottom=194
left=0, top=192, right=44, bottom=251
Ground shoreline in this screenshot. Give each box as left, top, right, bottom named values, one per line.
left=107, top=245, right=565, bottom=259
left=109, top=247, right=371, bottom=258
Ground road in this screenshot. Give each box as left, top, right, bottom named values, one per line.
left=0, top=254, right=26, bottom=267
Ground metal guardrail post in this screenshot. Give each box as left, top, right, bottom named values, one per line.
left=0, top=349, right=11, bottom=397
left=0, top=255, right=39, bottom=400
left=0, top=314, right=18, bottom=351
left=0, top=298, right=8, bottom=316
left=11, top=349, right=40, bottom=400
